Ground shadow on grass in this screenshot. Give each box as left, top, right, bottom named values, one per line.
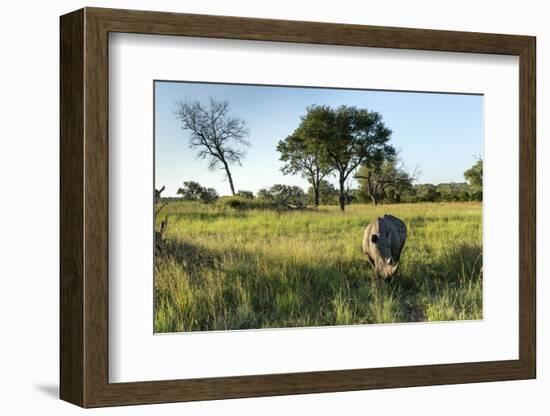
left=155, top=237, right=482, bottom=331
left=397, top=243, right=483, bottom=322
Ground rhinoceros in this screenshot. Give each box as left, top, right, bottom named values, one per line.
left=362, top=214, right=407, bottom=278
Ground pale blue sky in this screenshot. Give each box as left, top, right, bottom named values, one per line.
left=155, top=81, right=482, bottom=197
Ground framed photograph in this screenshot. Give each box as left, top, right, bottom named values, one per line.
left=60, top=7, right=536, bottom=408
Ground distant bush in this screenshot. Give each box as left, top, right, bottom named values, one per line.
left=257, top=184, right=306, bottom=208
left=217, top=196, right=251, bottom=209
left=236, top=190, right=255, bottom=199
left=216, top=195, right=295, bottom=211
left=177, top=180, right=219, bottom=204
left=399, top=182, right=479, bottom=203
left=307, top=180, right=339, bottom=205
left=216, top=196, right=271, bottom=210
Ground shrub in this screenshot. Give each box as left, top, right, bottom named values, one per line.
left=216, top=195, right=283, bottom=211
left=176, top=180, right=219, bottom=204
left=236, top=190, right=255, bottom=199
left=218, top=196, right=250, bottom=209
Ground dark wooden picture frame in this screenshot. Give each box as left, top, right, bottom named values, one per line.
left=60, top=7, right=536, bottom=408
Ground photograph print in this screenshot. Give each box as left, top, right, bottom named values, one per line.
left=154, top=81, right=483, bottom=333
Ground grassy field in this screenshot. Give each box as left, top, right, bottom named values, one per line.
left=154, top=202, right=482, bottom=333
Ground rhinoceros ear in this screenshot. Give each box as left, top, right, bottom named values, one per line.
left=371, top=234, right=378, bottom=243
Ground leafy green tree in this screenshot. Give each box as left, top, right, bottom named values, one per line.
left=174, top=98, right=250, bottom=195
left=356, top=156, right=416, bottom=205
left=412, top=184, right=439, bottom=202
left=199, top=187, right=219, bottom=204
left=307, top=180, right=339, bottom=205
left=256, top=188, right=272, bottom=201
left=299, top=105, right=394, bottom=212
left=177, top=181, right=204, bottom=201
left=257, top=184, right=306, bottom=208
left=436, top=182, right=471, bottom=202
left=176, top=181, right=218, bottom=204
left=464, top=159, right=483, bottom=201
left=277, top=130, right=332, bottom=206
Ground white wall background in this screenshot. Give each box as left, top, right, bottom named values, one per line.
left=0, top=0, right=545, bottom=414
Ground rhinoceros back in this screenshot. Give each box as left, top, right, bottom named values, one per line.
left=382, top=214, right=407, bottom=258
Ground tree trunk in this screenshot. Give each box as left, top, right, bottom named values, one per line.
left=222, top=160, right=236, bottom=195
left=365, top=172, right=377, bottom=206
left=313, top=184, right=320, bottom=207
left=311, top=171, right=320, bottom=207
left=369, top=193, right=378, bottom=206
left=338, top=177, right=346, bottom=212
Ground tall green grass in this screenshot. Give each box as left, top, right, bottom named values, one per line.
left=154, top=202, right=482, bottom=332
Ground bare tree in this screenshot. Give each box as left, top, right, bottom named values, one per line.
left=174, top=98, right=250, bottom=195
left=154, top=185, right=165, bottom=204
left=154, top=185, right=168, bottom=216
left=154, top=186, right=168, bottom=256
left=155, top=217, right=168, bottom=256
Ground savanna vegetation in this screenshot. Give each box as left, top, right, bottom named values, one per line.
left=154, top=97, right=483, bottom=332
left=154, top=201, right=482, bottom=332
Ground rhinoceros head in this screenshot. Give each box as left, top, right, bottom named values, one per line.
left=369, top=232, right=399, bottom=278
